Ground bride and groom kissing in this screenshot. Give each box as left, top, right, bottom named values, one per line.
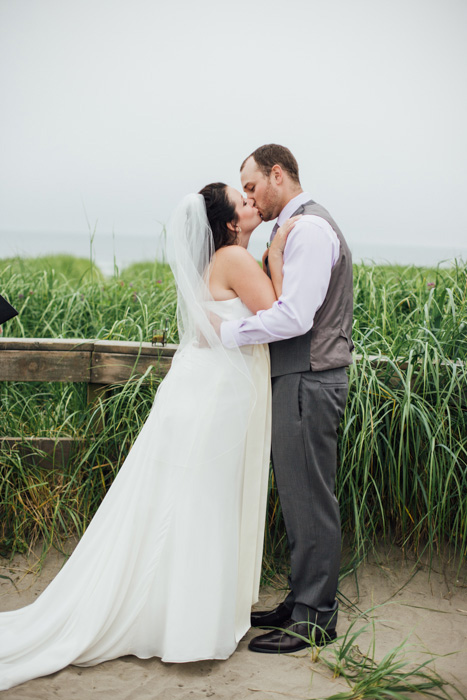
left=0, top=144, right=353, bottom=689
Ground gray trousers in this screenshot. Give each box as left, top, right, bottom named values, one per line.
left=271, top=366, right=348, bottom=629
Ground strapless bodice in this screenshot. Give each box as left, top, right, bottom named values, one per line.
left=203, top=297, right=253, bottom=322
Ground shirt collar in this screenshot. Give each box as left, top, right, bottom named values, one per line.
left=277, top=192, right=313, bottom=227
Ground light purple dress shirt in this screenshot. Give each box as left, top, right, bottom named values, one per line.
left=220, top=192, right=340, bottom=348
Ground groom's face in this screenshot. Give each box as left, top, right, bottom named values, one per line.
left=241, top=157, right=281, bottom=222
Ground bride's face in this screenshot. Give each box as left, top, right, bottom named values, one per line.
left=226, top=187, right=262, bottom=235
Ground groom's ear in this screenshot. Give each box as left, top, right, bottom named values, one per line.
left=271, top=164, right=283, bottom=184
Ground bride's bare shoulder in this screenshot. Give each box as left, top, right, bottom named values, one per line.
left=213, top=245, right=255, bottom=265
left=211, top=244, right=275, bottom=312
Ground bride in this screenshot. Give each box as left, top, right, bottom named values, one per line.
left=0, top=183, right=298, bottom=689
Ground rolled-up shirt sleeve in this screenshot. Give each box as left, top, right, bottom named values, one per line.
left=220, top=216, right=339, bottom=348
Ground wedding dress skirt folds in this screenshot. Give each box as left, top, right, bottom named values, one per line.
left=0, top=298, right=271, bottom=689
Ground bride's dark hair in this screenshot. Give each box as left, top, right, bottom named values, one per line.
left=198, top=182, right=238, bottom=252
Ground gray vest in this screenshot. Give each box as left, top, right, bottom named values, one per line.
left=268, top=199, right=354, bottom=377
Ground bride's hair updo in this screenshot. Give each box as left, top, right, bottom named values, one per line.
left=199, top=182, right=238, bottom=252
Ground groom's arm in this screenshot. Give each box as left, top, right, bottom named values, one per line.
left=220, top=217, right=339, bottom=348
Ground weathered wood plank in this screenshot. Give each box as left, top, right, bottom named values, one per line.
left=93, top=340, right=178, bottom=357
left=0, top=338, right=177, bottom=356
left=90, top=352, right=172, bottom=384
left=0, top=339, right=177, bottom=383
left=0, top=350, right=91, bottom=382
left=0, top=338, right=95, bottom=352
left=0, top=437, right=81, bottom=470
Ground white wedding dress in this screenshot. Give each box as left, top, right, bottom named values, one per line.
left=0, top=296, right=271, bottom=690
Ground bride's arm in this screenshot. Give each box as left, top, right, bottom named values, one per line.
left=267, top=216, right=301, bottom=299
left=216, top=246, right=277, bottom=314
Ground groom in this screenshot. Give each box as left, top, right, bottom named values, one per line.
left=220, top=144, right=353, bottom=653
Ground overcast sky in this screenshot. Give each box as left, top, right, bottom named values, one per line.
left=1, top=0, right=466, bottom=259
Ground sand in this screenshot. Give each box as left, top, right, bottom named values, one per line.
left=1, top=543, right=466, bottom=699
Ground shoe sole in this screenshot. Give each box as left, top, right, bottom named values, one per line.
left=248, top=633, right=337, bottom=654
left=248, top=641, right=311, bottom=654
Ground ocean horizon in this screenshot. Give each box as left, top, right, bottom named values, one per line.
left=1, top=229, right=466, bottom=276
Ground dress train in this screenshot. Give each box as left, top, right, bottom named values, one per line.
left=0, top=298, right=271, bottom=689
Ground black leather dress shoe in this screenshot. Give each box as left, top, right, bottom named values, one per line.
left=250, top=601, right=293, bottom=628
left=248, top=619, right=337, bottom=654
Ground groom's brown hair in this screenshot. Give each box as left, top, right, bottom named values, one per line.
left=241, top=144, right=300, bottom=185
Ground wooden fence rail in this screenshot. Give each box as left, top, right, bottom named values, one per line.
left=1, top=338, right=464, bottom=470
left=0, top=337, right=177, bottom=386
left=0, top=338, right=177, bottom=469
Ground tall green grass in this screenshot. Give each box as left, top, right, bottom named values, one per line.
left=1, top=256, right=466, bottom=566
left=0, top=374, right=160, bottom=555
left=352, top=261, right=466, bottom=358
left=0, top=255, right=178, bottom=342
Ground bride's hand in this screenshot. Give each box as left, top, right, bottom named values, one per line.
left=269, top=215, right=302, bottom=256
